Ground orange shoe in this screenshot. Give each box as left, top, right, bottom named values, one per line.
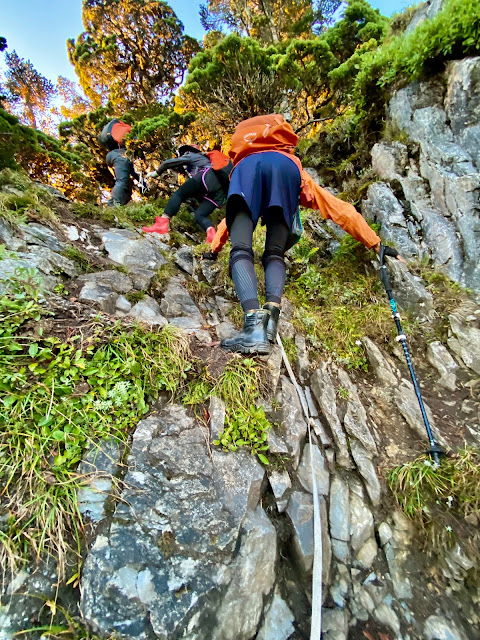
left=142, top=216, right=169, bottom=234
left=206, top=226, right=216, bottom=244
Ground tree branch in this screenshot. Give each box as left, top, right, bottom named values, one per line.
left=294, top=116, right=336, bottom=134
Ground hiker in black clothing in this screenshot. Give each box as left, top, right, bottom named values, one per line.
left=142, top=145, right=227, bottom=243
left=106, top=147, right=140, bottom=206
left=98, top=119, right=141, bottom=207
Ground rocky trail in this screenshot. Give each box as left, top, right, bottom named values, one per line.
left=1, top=183, right=479, bottom=640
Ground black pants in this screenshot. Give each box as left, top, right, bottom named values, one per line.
left=164, top=174, right=221, bottom=232
left=228, top=198, right=289, bottom=311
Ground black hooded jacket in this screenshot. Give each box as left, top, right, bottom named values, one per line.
left=156, top=152, right=211, bottom=178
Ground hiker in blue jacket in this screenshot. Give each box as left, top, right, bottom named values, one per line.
left=142, top=145, right=226, bottom=243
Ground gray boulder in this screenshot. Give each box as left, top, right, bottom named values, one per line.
left=77, top=270, right=133, bottom=294
left=297, top=444, right=330, bottom=496
left=0, top=219, right=25, bottom=251
left=160, top=278, right=204, bottom=327
left=406, top=0, right=445, bottom=34
left=447, top=302, right=480, bottom=374
left=426, top=340, right=458, bottom=391
left=362, top=182, right=419, bottom=258
left=102, top=229, right=167, bottom=270
left=128, top=295, right=168, bottom=327
left=362, top=337, right=397, bottom=387
left=19, top=222, right=65, bottom=252
left=174, top=247, right=194, bottom=275
left=371, top=141, right=408, bottom=180
left=310, top=364, right=352, bottom=468
left=80, top=406, right=268, bottom=640
left=212, top=507, right=277, bottom=640
left=386, top=258, right=435, bottom=321
left=79, top=281, right=118, bottom=315
left=256, top=589, right=295, bottom=640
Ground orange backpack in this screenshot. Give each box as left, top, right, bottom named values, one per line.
left=206, top=149, right=230, bottom=170
left=228, top=114, right=299, bottom=167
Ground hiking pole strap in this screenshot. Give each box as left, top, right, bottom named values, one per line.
left=379, top=243, right=394, bottom=296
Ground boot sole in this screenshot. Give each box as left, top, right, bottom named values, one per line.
left=220, top=341, right=270, bottom=355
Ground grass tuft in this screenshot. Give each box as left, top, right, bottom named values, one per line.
left=0, top=169, right=59, bottom=227
left=285, top=224, right=391, bottom=370
left=388, top=448, right=480, bottom=558
left=0, top=275, right=191, bottom=579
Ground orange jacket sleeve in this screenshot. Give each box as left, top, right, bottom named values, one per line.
left=211, top=218, right=229, bottom=254
left=300, top=171, right=380, bottom=249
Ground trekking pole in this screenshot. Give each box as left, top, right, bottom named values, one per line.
left=378, top=244, right=444, bottom=465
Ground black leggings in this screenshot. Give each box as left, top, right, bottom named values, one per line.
left=164, top=176, right=215, bottom=232
left=228, top=198, right=289, bottom=311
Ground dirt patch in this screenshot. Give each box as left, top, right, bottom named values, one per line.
left=348, top=621, right=397, bottom=640
left=189, top=337, right=235, bottom=380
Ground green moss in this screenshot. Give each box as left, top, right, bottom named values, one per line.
left=150, top=261, right=176, bottom=296
left=61, top=246, right=96, bottom=273
left=281, top=336, right=298, bottom=365
left=185, top=279, right=211, bottom=304
left=0, top=170, right=59, bottom=227
left=126, top=290, right=146, bottom=304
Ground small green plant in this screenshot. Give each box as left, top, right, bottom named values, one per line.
left=61, top=246, right=95, bottom=273
left=53, top=282, right=69, bottom=296
left=285, top=233, right=390, bottom=370
left=13, top=598, right=116, bottom=639
left=150, top=261, right=175, bottom=295
left=337, top=387, right=350, bottom=400
left=0, top=277, right=191, bottom=579
left=212, top=357, right=271, bottom=463
left=281, top=336, right=298, bottom=364
left=186, top=279, right=211, bottom=304
left=388, top=448, right=480, bottom=556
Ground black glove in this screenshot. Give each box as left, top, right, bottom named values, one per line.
left=382, top=245, right=399, bottom=259
left=202, top=250, right=218, bottom=261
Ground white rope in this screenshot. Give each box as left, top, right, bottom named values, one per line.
left=276, top=333, right=323, bottom=640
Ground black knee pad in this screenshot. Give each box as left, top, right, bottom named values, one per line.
left=229, top=246, right=254, bottom=276
left=262, top=248, right=285, bottom=270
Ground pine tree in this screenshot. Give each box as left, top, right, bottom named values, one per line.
left=4, top=51, right=56, bottom=129
left=56, top=76, right=91, bottom=120
left=67, top=0, right=200, bottom=111
left=199, top=0, right=341, bottom=44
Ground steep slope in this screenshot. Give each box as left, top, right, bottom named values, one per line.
left=0, top=165, right=479, bottom=640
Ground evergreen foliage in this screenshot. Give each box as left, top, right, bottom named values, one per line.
left=200, top=0, right=341, bottom=44
left=0, top=110, right=95, bottom=200
left=67, top=0, right=200, bottom=110
left=3, top=51, right=56, bottom=130
left=181, top=34, right=281, bottom=130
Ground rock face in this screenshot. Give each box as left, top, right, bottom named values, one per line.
left=80, top=406, right=270, bottom=640
left=369, top=56, right=480, bottom=291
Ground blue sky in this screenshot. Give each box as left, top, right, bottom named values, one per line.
left=1, top=0, right=411, bottom=86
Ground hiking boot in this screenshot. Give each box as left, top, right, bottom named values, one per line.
left=220, top=309, right=270, bottom=355
left=263, top=303, right=280, bottom=342
left=142, top=216, right=169, bottom=234
left=206, top=226, right=216, bottom=244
